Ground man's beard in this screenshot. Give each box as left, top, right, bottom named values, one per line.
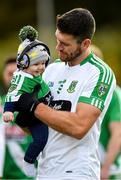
left=61, top=48, right=82, bottom=62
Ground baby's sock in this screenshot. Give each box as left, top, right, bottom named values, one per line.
left=23, top=160, right=37, bottom=177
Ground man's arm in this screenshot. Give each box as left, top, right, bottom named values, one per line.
left=35, top=102, right=101, bottom=139
left=101, top=121, right=121, bottom=179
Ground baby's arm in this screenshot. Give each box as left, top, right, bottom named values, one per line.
left=3, top=101, right=16, bottom=122
left=3, top=111, right=14, bottom=122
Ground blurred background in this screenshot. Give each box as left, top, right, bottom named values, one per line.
left=0, top=0, right=121, bottom=85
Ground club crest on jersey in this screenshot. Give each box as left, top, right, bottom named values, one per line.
left=67, top=80, right=78, bottom=93
left=98, top=83, right=108, bottom=96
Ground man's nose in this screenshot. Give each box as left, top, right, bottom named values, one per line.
left=56, top=43, right=63, bottom=51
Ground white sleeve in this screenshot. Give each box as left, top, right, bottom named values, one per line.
left=0, top=121, right=6, bottom=177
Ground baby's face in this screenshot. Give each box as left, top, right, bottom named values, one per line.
left=26, top=60, right=46, bottom=76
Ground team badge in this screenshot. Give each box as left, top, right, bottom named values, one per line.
left=67, top=80, right=78, bottom=93
left=98, top=83, right=108, bottom=97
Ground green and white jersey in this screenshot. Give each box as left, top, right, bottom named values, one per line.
left=5, top=69, right=49, bottom=102
left=37, top=53, right=116, bottom=179
left=99, top=85, right=121, bottom=176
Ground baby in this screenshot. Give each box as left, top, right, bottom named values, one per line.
left=3, top=25, right=51, bottom=177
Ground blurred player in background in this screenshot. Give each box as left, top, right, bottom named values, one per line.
left=91, top=44, right=121, bottom=180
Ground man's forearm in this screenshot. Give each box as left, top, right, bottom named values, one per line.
left=34, top=102, right=100, bottom=139
left=35, top=103, right=82, bottom=138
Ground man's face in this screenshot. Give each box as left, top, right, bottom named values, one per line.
left=3, top=63, right=17, bottom=88
left=55, top=29, right=82, bottom=64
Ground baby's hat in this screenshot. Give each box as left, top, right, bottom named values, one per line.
left=17, top=25, right=50, bottom=70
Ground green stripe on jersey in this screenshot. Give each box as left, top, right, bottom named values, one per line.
left=78, top=53, right=115, bottom=111
left=78, top=96, right=104, bottom=111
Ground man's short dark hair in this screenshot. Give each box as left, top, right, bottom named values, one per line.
left=56, top=8, right=96, bottom=42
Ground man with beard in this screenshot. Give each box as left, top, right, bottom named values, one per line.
left=16, top=8, right=116, bottom=180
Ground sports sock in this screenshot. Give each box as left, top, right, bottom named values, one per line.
left=23, top=160, right=37, bottom=177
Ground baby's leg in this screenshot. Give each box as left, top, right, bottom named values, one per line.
left=24, top=123, right=48, bottom=163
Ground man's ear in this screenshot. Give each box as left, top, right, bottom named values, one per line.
left=81, top=39, right=91, bottom=50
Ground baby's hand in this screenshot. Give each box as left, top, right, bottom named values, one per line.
left=3, top=112, right=14, bottom=122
